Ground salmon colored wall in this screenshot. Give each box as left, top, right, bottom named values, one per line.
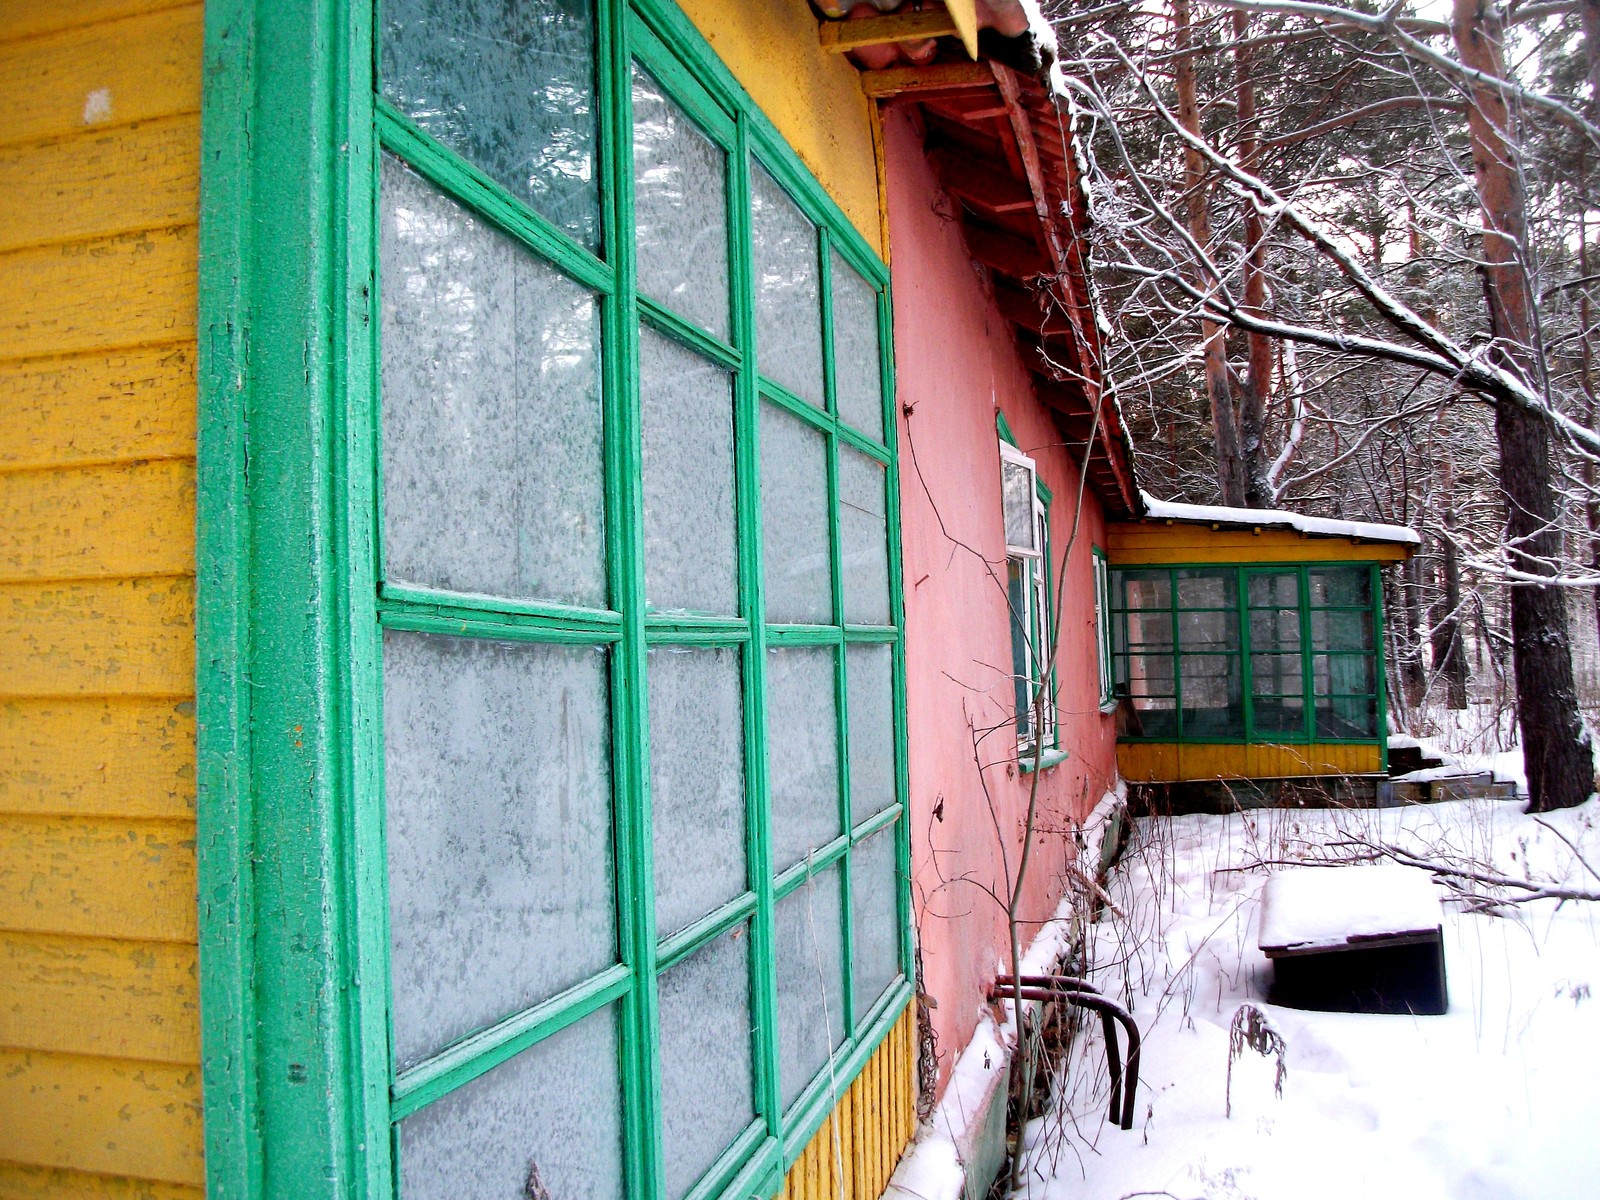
left=0, top=1, right=204, bottom=1195
left=883, top=106, right=1118, bottom=1094
left=674, top=0, right=883, bottom=255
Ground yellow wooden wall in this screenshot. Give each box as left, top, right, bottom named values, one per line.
left=1105, top=522, right=1409, bottom=565
left=0, top=2, right=204, bottom=1196
left=1117, top=741, right=1384, bottom=783
left=778, top=1004, right=917, bottom=1200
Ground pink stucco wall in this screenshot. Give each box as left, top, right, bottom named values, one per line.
left=884, top=106, right=1120, bottom=1095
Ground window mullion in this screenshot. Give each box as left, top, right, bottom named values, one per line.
left=732, top=115, right=785, bottom=1150
left=599, top=4, right=661, bottom=1198
left=819, top=228, right=858, bottom=1043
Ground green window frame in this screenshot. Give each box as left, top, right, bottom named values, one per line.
left=1092, top=547, right=1113, bottom=711
left=196, top=3, right=912, bottom=1199
left=997, top=418, right=1059, bottom=759
left=1108, top=562, right=1385, bottom=746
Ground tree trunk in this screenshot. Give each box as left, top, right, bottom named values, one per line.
left=1233, top=10, right=1273, bottom=508
left=1174, top=0, right=1248, bottom=506
left=1400, top=554, right=1428, bottom=709
left=1433, top=473, right=1465, bottom=713
left=1454, top=0, right=1594, bottom=809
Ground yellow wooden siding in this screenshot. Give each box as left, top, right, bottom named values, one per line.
left=0, top=345, right=195, bottom=472
left=0, top=932, right=198, bottom=1064
left=0, top=699, right=194, bottom=819
left=0, top=7, right=201, bottom=148
left=1117, top=741, right=1384, bottom=782
left=0, top=1161, right=201, bottom=1200
left=0, top=1050, right=203, bottom=1188
left=0, top=227, right=198, bottom=363
left=0, top=116, right=200, bottom=254
left=779, top=1003, right=917, bottom=1200
left=0, top=3, right=202, bottom=1195
left=1105, top=522, right=1409, bottom=565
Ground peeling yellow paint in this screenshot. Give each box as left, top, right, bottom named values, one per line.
left=0, top=1049, right=204, bottom=1188
left=0, top=3, right=202, bottom=1191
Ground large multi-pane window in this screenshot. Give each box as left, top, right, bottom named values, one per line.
left=1110, top=564, right=1382, bottom=743
left=371, top=3, right=909, bottom=1197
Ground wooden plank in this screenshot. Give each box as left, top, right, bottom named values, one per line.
left=0, top=814, right=196, bottom=942
left=963, top=223, right=1049, bottom=280
left=927, top=148, right=1033, bottom=214
left=0, top=1159, right=201, bottom=1200
left=0, top=344, right=195, bottom=471
left=0, top=577, right=194, bottom=698
left=1104, top=542, right=1408, bottom=566
left=0, top=1, right=187, bottom=45
left=0, top=116, right=199, bottom=253
left=0, top=1048, right=202, bottom=1187
left=0, top=226, right=197, bottom=364
left=819, top=6, right=959, bottom=53
left=0, top=6, right=201, bottom=148
left=0, top=460, right=194, bottom=583
left=859, top=62, right=991, bottom=98
left=0, top=931, right=198, bottom=1064
left=0, top=698, right=194, bottom=819
left=1116, top=741, right=1383, bottom=782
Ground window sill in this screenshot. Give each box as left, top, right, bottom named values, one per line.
left=1019, top=746, right=1069, bottom=774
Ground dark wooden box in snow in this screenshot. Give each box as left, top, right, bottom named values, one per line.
left=1258, top=865, right=1448, bottom=1016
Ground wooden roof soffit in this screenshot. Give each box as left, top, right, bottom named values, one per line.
left=820, top=4, right=963, bottom=53
left=821, top=2, right=1140, bottom=516
left=860, top=62, right=993, bottom=99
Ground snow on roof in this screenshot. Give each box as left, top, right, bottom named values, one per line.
left=1258, top=865, right=1442, bottom=953
left=1139, top=491, right=1421, bottom=545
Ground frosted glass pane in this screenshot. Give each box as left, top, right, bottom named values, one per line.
left=399, top=1004, right=623, bottom=1200
left=1001, top=459, right=1034, bottom=549
left=775, top=867, right=846, bottom=1109
left=385, top=631, right=614, bottom=1069
left=381, top=0, right=599, bottom=248
left=751, top=166, right=823, bottom=405
left=658, top=925, right=756, bottom=1200
left=846, top=643, right=895, bottom=823
left=639, top=327, right=738, bottom=615
left=633, top=65, right=729, bottom=340
left=852, top=824, right=902, bottom=1021
left=766, top=647, right=841, bottom=873
left=380, top=156, right=605, bottom=608
left=840, top=450, right=890, bottom=626
left=649, top=647, right=747, bottom=936
left=830, top=250, right=883, bottom=441
left=760, top=402, right=832, bottom=624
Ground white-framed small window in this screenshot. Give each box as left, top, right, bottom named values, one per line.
left=1093, top=547, right=1115, bottom=711
left=1001, top=443, right=1054, bottom=749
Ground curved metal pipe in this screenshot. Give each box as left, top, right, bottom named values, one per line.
left=991, top=974, right=1142, bottom=1131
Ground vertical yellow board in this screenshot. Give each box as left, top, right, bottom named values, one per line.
left=781, top=1004, right=918, bottom=1200
left=0, top=3, right=202, bottom=1195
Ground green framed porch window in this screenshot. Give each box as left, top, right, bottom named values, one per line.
left=1109, top=563, right=1383, bottom=745
left=197, top=3, right=912, bottom=1199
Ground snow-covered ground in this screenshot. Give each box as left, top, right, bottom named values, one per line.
left=1018, top=794, right=1600, bottom=1200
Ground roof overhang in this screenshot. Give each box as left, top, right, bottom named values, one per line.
left=811, top=1, right=1141, bottom=517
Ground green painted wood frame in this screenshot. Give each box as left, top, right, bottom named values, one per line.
left=197, top=2, right=915, bottom=1198
left=995, top=411, right=1061, bottom=762
left=1107, top=561, right=1387, bottom=752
